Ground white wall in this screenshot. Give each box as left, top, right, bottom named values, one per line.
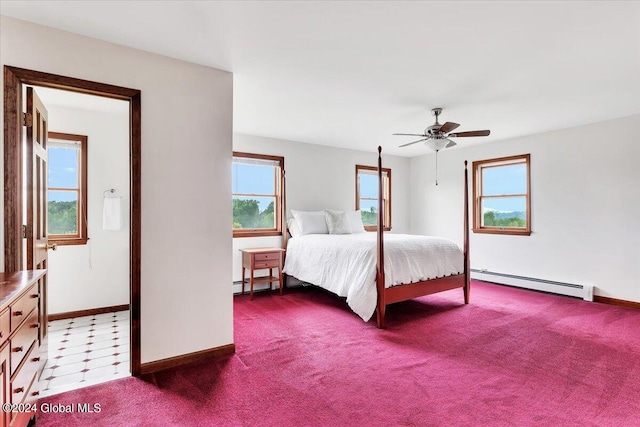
left=410, top=115, right=640, bottom=302
left=0, top=16, right=233, bottom=364
left=232, top=134, right=411, bottom=283
left=45, top=104, right=130, bottom=315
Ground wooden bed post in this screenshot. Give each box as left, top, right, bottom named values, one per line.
left=463, top=160, right=470, bottom=304
left=376, top=146, right=386, bottom=328
left=282, top=169, right=288, bottom=251
left=281, top=169, right=289, bottom=290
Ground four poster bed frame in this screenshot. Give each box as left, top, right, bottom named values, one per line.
left=282, top=146, right=470, bottom=329
left=372, top=146, right=470, bottom=328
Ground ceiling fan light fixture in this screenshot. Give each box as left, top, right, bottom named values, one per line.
left=425, top=138, right=452, bottom=152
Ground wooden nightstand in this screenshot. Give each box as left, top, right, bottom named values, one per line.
left=240, top=248, right=286, bottom=300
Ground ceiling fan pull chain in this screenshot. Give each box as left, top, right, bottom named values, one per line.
left=435, top=150, right=439, bottom=186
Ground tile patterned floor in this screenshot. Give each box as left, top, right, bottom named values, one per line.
left=39, top=310, right=131, bottom=397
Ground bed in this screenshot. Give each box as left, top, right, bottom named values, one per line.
left=282, top=146, right=470, bottom=328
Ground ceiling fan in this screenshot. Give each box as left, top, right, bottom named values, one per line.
left=393, top=108, right=490, bottom=151
left=393, top=108, right=490, bottom=185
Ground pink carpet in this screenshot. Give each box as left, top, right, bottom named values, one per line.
left=38, top=281, right=640, bottom=426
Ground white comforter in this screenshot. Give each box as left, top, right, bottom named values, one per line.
left=283, top=233, right=463, bottom=321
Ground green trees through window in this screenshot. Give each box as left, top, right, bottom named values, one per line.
left=232, top=199, right=274, bottom=229
left=48, top=200, right=78, bottom=235
left=482, top=210, right=526, bottom=228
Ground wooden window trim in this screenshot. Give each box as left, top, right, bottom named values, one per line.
left=232, top=151, right=284, bottom=238
left=355, top=164, right=392, bottom=232
left=47, top=131, right=88, bottom=246
left=472, top=154, right=531, bottom=236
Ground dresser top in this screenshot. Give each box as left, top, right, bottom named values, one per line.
left=0, top=270, right=46, bottom=309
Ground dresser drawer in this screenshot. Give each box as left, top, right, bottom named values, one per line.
left=254, top=260, right=280, bottom=269
left=10, top=308, right=39, bottom=376
left=10, top=342, right=39, bottom=423
left=254, top=252, right=280, bottom=262
left=10, top=285, right=39, bottom=333
left=0, top=309, right=9, bottom=345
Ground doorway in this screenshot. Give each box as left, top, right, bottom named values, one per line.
left=27, top=86, right=131, bottom=395
left=3, top=66, right=141, bottom=378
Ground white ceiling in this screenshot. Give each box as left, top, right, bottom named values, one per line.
left=3, top=1, right=639, bottom=157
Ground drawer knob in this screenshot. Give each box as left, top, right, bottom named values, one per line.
left=14, top=387, right=24, bottom=394
left=30, top=294, right=39, bottom=299
left=30, top=322, right=40, bottom=329
left=13, top=310, right=23, bottom=316
left=31, top=391, right=40, bottom=397
left=12, top=346, right=23, bottom=353
left=32, top=357, right=40, bottom=362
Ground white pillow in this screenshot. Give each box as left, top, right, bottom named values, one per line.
left=326, top=209, right=366, bottom=233
left=324, top=210, right=352, bottom=234
left=287, top=217, right=301, bottom=237
left=348, top=210, right=367, bottom=233
left=291, top=210, right=329, bottom=235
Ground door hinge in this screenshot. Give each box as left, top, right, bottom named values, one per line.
left=22, top=225, right=28, bottom=239
left=23, top=113, right=33, bottom=128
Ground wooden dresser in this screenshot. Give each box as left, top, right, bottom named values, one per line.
left=0, top=270, right=47, bottom=427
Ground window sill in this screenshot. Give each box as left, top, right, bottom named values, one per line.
left=472, top=228, right=531, bottom=236
left=48, top=238, right=88, bottom=246
left=233, top=231, right=283, bottom=238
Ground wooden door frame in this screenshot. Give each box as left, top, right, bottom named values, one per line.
left=3, top=66, right=142, bottom=376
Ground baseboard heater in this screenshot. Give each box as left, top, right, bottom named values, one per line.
left=471, top=269, right=594, bottom=301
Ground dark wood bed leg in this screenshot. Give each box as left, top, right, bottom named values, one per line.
left=464, top=281, right=470, bottom=304
left=463, top=160, right=470, bottom=304
left=376, top=305, right=386, bottom=329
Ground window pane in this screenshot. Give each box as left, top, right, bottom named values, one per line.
left=482, top=163, right=526, bottom=196
left=233, top=196, right=276, bottom=229
left=232, top=163, right=276, bottom=195
left=481, top=197, right=526, bottom=228
left=48, top=146, right=79, bottom=188
left=359, top=173, right=378, bottom=199
left=48, top=191, right=78, bottom=235
left=360, top=200, right=378, bottom=225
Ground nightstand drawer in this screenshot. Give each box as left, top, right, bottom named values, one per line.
left=254, top=260, right=280, bottom=269
left=255, top=252, right=280, bottom=262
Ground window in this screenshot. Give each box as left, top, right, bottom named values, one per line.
left=232, top=152, right=284, bottom=237
left=355, top=165, right=391, bottom=231
left=472, top=154, right=531, bottom=236
left=47, top=132, right=88, bottom=245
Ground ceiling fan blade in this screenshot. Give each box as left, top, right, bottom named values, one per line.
left=393, top=133, right=427, bottom=137
left=399, top=138, right=428, bottom=148
left=450, top=130, right=490, bottom=137
left=438, top=122, right=460, bottom=134
left=445, top=140, right=457, bottom=148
